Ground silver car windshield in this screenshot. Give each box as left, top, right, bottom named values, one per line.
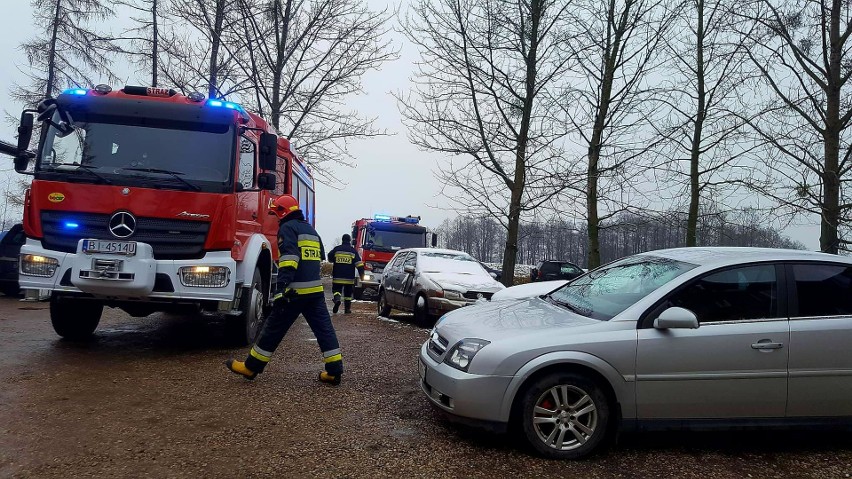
left=547, top=255, right=697, bottom=321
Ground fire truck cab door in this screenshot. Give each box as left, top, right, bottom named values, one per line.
left=236, top=136, right=263, bottom=236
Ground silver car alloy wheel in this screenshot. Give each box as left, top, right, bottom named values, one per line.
left=532, top=384, right=598, bottom=451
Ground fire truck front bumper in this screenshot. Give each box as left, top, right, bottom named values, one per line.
left=18, top=238, right=237, bottom=302
left=358, top=272, right=382, bottom=290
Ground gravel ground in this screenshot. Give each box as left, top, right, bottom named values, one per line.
left=2, top=287, right=852, bottom=478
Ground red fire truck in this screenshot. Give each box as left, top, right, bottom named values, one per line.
left=5, top=85, right=316, bottom=344
left=351, top=214, right=435, bottom=299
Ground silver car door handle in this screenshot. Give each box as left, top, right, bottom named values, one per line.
left=751, top=341, right=784, bottom=350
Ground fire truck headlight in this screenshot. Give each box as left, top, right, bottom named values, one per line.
left=363, top=273, right=372, bottom=281
left=20, top=254, right=60, bottom=277
left=178, top=266, right=230, bottom=288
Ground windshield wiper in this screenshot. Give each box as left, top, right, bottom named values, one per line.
left=119, top=167, right=201, bottom=191
left=546, top=294, right=588, bottom=316
left=52, top=164, right=113, bottom=184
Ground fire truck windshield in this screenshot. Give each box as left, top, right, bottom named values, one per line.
left=37, top=112, right=235, bottom=193
left=365, top=228, right=426, bottom=252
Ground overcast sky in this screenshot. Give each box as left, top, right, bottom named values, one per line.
left=0, top=0, right=823, bottom=257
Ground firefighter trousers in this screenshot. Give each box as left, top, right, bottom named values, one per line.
left=331, top=282, right=353, bottom=307
left=244, top=294, right=343, bottom=377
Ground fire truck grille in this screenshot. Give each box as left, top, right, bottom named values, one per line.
left=40, top=211, right=211, bottom=260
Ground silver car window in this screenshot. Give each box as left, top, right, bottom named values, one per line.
left=404, top=253, right=417, bottom=268
left=548, top=255, right=697, bottom=321
left=389, top=252, right=408, bottom=271
left=665, top=264, right=779, bottom=323
left=792, top=263, right=852, bottom=317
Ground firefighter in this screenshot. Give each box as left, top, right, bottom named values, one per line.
left=327, top=234, right=365, bottom=314
left=225, top=194, right=343, bottom=385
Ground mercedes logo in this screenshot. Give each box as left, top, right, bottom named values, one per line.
left=109, top=211, right=137, bottom=238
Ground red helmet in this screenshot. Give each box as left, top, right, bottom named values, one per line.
left=269, top=194, right=301, bottom=219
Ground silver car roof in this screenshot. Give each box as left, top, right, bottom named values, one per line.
left=637, top=247, right=852, bottom=268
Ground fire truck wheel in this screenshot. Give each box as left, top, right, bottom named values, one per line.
left=377, top=289, right=391, bottom=317
left=229, top=268, right=266, bottom=346
left=50, top=296, right=103, bottom=340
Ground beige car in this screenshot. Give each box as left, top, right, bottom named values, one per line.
left=377, top=248, right=504, bottom=326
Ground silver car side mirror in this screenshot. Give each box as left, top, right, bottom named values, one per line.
left=404, top=265, right=415, bottom=274
left=653, top=307, right=699, bottom=330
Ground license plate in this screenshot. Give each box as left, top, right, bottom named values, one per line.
left=83, top=239, right=137, bottom=255
left=418, top=358, right=427, bottom=381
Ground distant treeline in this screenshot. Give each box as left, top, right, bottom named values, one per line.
left=436, top=209, right=806, bottom=268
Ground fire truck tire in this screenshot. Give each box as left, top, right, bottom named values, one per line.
left=228, top=268, right=266, bottom=346
left=377, top=289, right=391, bottom=317
left=50, top=296, right=103, bottom=340
left=353, top=286, right=364, bottom=301
left=0, top=285, right=21, bottom=297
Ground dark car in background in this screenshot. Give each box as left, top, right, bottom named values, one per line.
left=530, top=260, right=583, bottom=282
left=0, top=224, right=25, bottom=296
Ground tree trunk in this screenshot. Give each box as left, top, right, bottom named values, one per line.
left=500, top=0, right=541, bottom=286
left=46, top=0, right=63, bottom=97
left=208, top=0, right=226, bottom=99
left=151, top=0, right=159, bottom=87
left=821, top=0, right=842, bottom=254
left=270, top=0, right=294, bottom=130
left=585, top=0, right=629, bottom=269
left=686, top=0, right=706, bottom=247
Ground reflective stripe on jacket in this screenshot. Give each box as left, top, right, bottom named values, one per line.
left=275, top=218, right=325, bottom=298
left=327, top=244, right=364, bottom=284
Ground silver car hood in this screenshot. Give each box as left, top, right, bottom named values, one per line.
left=424, top=272, right=504, bottom=292
left=435, top=296, right=599, bottom=343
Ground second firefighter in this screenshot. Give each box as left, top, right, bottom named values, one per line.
left=327, top=234, right=365, bottom=314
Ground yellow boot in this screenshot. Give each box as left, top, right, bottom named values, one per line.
left=225, top=359, right=257, bottom=380
left=318, top=371, right=341, bottom=386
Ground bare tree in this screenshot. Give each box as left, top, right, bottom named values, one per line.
left=736, top=0, right=852, bottom=254
left=114, top=0, right=163, bottom=86
left=399, top=0, right=576, bottom=286
left=165, top=0, right=244, bottom=98
left=559, top=0, right=675, bottom=268
left=655, top=0, right=758, bottom=246
left=14, top=0, right=117, bottom=105
left=234, top=0, right=397, bottom=183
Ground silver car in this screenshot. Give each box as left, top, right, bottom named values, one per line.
left=418, top=247, right=852, bottom=459
left=378, top=248, right=504, bottom=327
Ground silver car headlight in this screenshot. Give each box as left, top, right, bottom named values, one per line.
left=444, top=338, right=490, bottom=372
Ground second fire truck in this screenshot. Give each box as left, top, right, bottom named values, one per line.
left=350, top=215, right=435, bottom=299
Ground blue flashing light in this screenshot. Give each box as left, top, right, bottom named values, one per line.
left=374, top=214, right=391, bottom=222
left=64, top=222, right=79, bottom=229
left=63, top=88, right=88, bottom=96
left=206, top=99, right=244, bottom=112
left=404, top=217, right=420, bottom=224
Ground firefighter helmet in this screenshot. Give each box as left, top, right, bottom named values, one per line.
left=269, top=194, right=301, bottom=219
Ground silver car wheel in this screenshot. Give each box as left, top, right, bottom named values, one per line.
left=532, top=385, right=598, bottom=451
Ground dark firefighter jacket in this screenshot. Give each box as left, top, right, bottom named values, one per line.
left=274, top=217, right=325, bottom=299
left=327, top=244, right=365, bottom=285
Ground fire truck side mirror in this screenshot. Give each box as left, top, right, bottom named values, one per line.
left=257, top=172, right=276, bottom=191
left=14, top=112, right=34, bottom=173
left=258, top=133, right=278, bottom=171
left=431, top=233, right=438, bottom=248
